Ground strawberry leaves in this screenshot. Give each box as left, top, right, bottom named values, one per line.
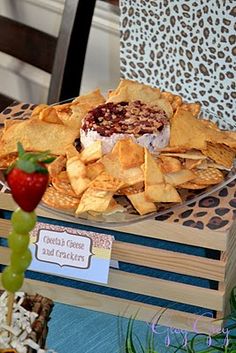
left=11, top=142, right=55, bottom=174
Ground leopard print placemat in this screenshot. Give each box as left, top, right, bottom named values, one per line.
left=0, top=102, right=36, bottom=125
left=155, top=181, right=236, bottom=231
left=1, top=102, right=236, bottom=232
left=120, top=1, right=236, bottom=126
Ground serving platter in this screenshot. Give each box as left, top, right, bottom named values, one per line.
left=0, top=97, right=235, bottom=227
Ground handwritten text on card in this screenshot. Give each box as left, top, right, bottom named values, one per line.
left=35, top=229, right=93, bottom=269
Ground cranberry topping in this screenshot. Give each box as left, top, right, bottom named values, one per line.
left=81, top=101, right=168, bottom=137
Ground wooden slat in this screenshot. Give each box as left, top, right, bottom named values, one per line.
left=0, top=246, right=223, bottom=310
left=0, top=16, right=56, bottom=72
left=222, top=223, right=236, bottom=316
left=0, top=219, right=225, bottom=281
left=108, top=270, right=224, bottom=311
left=0, top=219, right=10, bottom=236
left=48, top=0, right=96, bottom=103
left=216, top=256, right=225, bottom=320
left=0, top=193, right=227, bottom=250
left=112, top=241, right=225, bottom=281
left=0, top=276, right=221, bottom=333
left=113, top=220, right=227, bottom=252
left=224, top=222, right=236, bottom=268
left=0, top=246, right=9, bottom=265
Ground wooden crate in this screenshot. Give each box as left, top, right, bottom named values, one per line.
left=1, top=185, right=236, bottom=333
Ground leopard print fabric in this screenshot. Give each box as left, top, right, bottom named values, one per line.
left=156, top=179, right=236, bottom=231
left=120, top=0, right=236, bottom=127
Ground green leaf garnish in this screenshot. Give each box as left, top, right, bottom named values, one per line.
left=16, top=159, right=36, bottom=173
left=17, top=142, right=25, bottom=158
left=6, top=142, right=56, bottom=174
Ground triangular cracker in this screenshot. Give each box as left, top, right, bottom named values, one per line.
left=201, top=142, right=235, bottom=169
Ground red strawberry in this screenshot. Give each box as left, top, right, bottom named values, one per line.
left=6, top=142, right=55, bottom=212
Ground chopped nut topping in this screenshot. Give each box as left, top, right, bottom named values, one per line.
left=81, top=101, right=168, bottom=137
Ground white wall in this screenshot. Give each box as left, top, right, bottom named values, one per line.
left=0, top=0, right=120, bottom=104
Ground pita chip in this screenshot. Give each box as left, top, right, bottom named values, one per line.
left=159, top=155, right=182, bottom=173
left=107, top=79, right=161, bottom=103
left=201, top=142, right=235, bottom=169
left=127, top=192, right=157, bottom=215
left=164, top=169, right=196, bottom=186
left=88, top=171, right=126, bottom=192
left=86, top=160, right=105, bottom=180
left=101, top=152, right=144, bottom=186
left=80, top=140, right=103, bottom=163
left=66, top=156, right=90, bottom=196
left=0, top=119, right=79, bottom=157
left=170, top=108, right=207, bottom=150
left=107, top=79, right=173, bottom=118
left=160, top=150, right=206, bottom=160
left=76, top=188, right=113, bottom=214
left=144, top=148, right=164, bottom=186
left=117, top=139, right=144, bottom=169
left=145, top=183, right=182, bottom=203
left=72, top=88, right=105, bottom=105
left=47, top=155, right=66, bottom=178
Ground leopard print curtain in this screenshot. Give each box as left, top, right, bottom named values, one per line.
left=120, top=0, right=236, bottom=127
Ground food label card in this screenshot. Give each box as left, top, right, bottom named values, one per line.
left=29, top=223, right=113, bottom=284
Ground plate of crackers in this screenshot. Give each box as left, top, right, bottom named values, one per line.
left=0, top=80, right=236, bottom=226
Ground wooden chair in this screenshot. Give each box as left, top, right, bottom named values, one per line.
left=0, top=0, right=97, bottom=112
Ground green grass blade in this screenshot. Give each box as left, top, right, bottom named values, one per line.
left=230, top=287, right=236, bottom=313
left=125, top=317, right=138, bottom=353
